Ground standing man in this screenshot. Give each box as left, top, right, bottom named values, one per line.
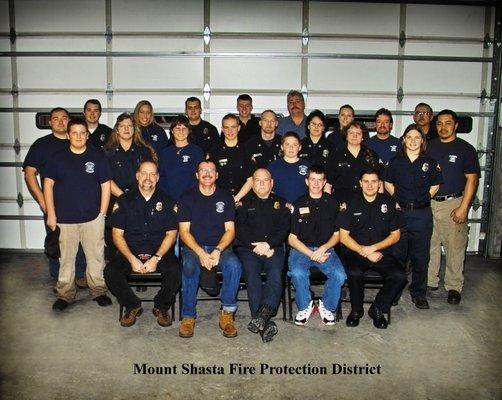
left=84, top=99, right=112, bottom=150
left=276, top=90, right=307, bottom=139
left=235, top=168, right=290, bottom=342
left=177, top=160, right=242, bottom=338
left=104, top=160, right=181, bottom=327
left=23, top=107, right=86, bottom=284
left=207, top=114, right=250, bottom=197
left=367, top=108, right=401, bottom=165
left=427, top=110, right=480, bottom=304
left=288, top=165, right=346, bottom=326
left=185, top=97, right=220, bottom=153
left=413, top=102, right=438, bottom=141
left=44, top=118, right=112, bottom=311
left=236, top=94, right=261, bottom=144
left=338, top=168, right=406, bottom=329
left=234, top=110, right=282, bottom=203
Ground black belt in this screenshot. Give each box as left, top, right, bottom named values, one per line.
left=398, top=201, right=430, bottom=210
left=433, top=192, right=463, bottom=202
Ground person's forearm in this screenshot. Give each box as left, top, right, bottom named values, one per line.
left=321, top=232, right=340, bottom=250
left=155, top=230, right=177, bottom=256
left=110, top=181, right=124, bottom=197
left=339, top=230, right=362, bottom=253
left=459, top=175, right=478, bottom=210
left=43, top=179, right=56, bottom=219
left=100, top=181, right=111, bottom=214
left=288, top=234, right=313, bottom=258
left=112, top=229, right=136, bottom=262
left=234, top=177, right=253, bottom=202
left=372, top=230, right=400, bottom=251
left=24, top=168, right=44, bottom=206
left=180, top=229, right=205, bottom=256
left=215, top=229, right=235, bottom=251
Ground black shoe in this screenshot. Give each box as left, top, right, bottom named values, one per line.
left=248, top=304, right=275, bottom=334
left=136, top=286, right=147, bottom=293
left=93, top=295, right=112, bottom=307
left=427, top=285, right=438, bottom=292
left=346, top=309, right=364, bottom=327
left=52, top=299, right=69, bottom=311
left=260, top=320, right=278, bottom=343
left=368, top=305, right=388, bottom=329
left=447, top=290, right=461, bottom=305
left=412, top=297, right=430, bottom=309
left=248, top=317, right=264, bottom=334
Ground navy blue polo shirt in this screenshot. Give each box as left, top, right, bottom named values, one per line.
left=105, top=143, right=153, bottom=193
left=384, top=153, right=443, bottom=203
left=290, top=193, right=340, bottom=247
left=158, top=143, right=204, bottom=201
left=244, top=134, right=282, bottom=172
left=45, top=146, right=113, bottom=223
left=299, top=135, right=336, bottom=168
left=235, top=192, right=290, bottom=249
left=108, top=187, right=177, bottom=255
left=336, top=193, right=403, bottom=254
left=427, top=138, right=480, bottom=196
left=89, top=123, right=112, bottom=150
left=239, top=116, right=261, bottom=145
left=23, top=134, right=69, bottom=180
left=326, top=128, right=346, bottom=152
left=207, top=141, right=251, bottom=195
left=178, top=186, right=235, bottom=246
left=328, top=145, right=382, bottom=196
left=367, top=135, right=402, bottom=165
left=268, top=158, right=310, bottom=203
left=190, top=120, right=220, bottom=154
left=140, top=124, right=169, bottom=156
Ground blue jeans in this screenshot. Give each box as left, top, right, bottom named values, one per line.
left=181, top=246, right=242, bottom=318
left=288, top=247, right=346, bottom=311
left=236, top=247, right=285, bottom=317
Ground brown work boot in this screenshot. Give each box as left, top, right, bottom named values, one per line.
left=120, top=306, right=143, bottom=327
left=179, top=318, right=196, bottom=338
left=219, top=310, right=238, bottom=338
left=152, top=308, right=172, bottom=327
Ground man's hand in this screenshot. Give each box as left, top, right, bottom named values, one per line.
left=451, top=206, right=468, bottom=224
left=143, top=257, right=158, bottom=273
left=367, top=251, right=383, bottom=263
left=46, top=214, right=57, bottom=231
left=358, top=245, right=377, bottom=258
left=310, top=246, right=329, bottom=263
left=252, top=242, right=270, bottom=256
left=209, top=249, right=221, bottom=267
left=265, top=248, right=275, bottom=258
left=130, top=256, right=146, bottom=273
left=198, top=251, right=214, bottom=270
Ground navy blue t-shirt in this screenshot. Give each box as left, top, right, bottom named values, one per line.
left=108, top=187, right=177, bottom=255
left=427, top=138, right=480, bottom=196
left=384, top=153, right=443, bottom=203
left=140, top=124, right=169, bottom=156
left=367, top=135, right=402, bottom=165
left=159, top=143, right=204, bottom=201
left=177, top=186, right=235, bottom=246
left=45, top=146, right=113, bottom=223
left=268, top=158, right=310, bottom=203
left=23, top=134, right=69, bottom=180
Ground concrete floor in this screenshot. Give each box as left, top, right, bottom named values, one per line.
left=0, top=252, right=501, bottom=400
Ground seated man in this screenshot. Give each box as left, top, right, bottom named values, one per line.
left=104, top=160, right=181, bottom=327
left=178, top=160, right=242, bottom=338
left=337, top=168, right=406, bottom=329
left=235, top=168, right=290, bottom=342
left=288, top=165, right=346, bottom=326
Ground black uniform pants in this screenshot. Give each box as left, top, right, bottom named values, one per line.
left=344, top=251, right=406, bottom=313
left=104, top=252, right=181, bottom=311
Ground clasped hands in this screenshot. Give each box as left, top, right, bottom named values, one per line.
left=358, top=245, right=383, bottom=263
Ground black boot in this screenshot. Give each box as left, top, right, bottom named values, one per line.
left=260, top=320, right=278, bottom=343
left=248, top=304, right=276, bottom=334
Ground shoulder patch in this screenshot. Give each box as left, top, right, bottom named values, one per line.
left=274, top=201, right=280, bottom=210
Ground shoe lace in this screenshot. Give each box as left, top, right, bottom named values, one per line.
left=220, top=312, right=234, bottom=326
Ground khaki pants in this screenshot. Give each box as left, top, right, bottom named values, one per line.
left=428, top=197, right=469, bottom=292
left=56, top=214, right=107, bottom=302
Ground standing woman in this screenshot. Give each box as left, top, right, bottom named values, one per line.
left=384, top=123, right=442, bottom=309
left=158, top=115, right=204, bottom=202
left=133, top=100, right=169, bottom=156
left=104, top=113, right=156, bottom=257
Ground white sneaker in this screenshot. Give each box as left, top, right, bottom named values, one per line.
left=318, top=300, right=335, bottom=325
left=295, top=300, right=314, bottom=326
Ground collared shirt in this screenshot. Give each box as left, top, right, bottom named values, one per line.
left=23, top=133, right=69, bottom=180
left=89, top=123, right=112, bottom=150
left=239, top=116, right=261, bottom=145
left=190, top=119, right=220, bottom=154
left=326, top=127, right=346, bottom=152
left=178, top=186, right=235, bottom=246
left=207, top=141, right=251, bottom=195
left=140, top=124, right=169, bottom=156
left=290, top=192, right=340, bottom=247
left=336, top=193, right=403, bottom=254
left=235, top=192, right=290, bottom=249
left=427, top=138, right=480, bottom=196
left=108, top=187, right=177, bottom=255
left=276, top=115, right=307, bottom=139
left=159, top=143, right=204, bottom=201
left=244, top=134, right=282, bottom=172
left=299, top=135, right=336, bottom=168
left=384, top=153, right=443, bottom=203
left=105, top=142, right=153, bottom=193
left=366, top=135, right=402, bottom=165
left=45, top=146, right=112, bottom=224
left=268, top=158, right=310, bottom=203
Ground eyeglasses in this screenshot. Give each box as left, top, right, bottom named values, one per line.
left=309, top=122, right=324, bottom=128
left=414, top=111, right=431, bottom=117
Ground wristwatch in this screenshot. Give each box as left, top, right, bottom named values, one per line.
left=154, top=254, right=162, bottom=261
left=213, top=247, right=222, bottom=253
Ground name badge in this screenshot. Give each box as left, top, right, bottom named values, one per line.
left=299, top=207, right=310, bottom=215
